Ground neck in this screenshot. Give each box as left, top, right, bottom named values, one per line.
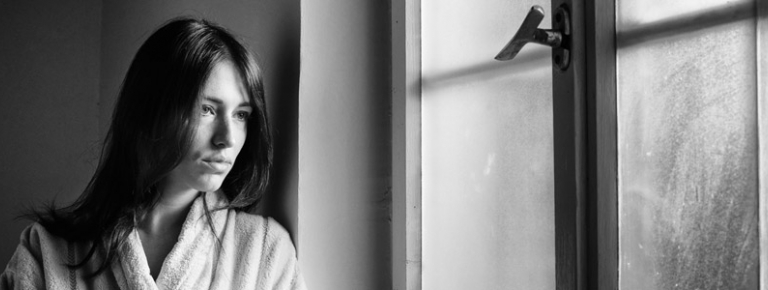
left=138, top=183, right=200, bottom=235
left=136, top=181, right=205, bottom=279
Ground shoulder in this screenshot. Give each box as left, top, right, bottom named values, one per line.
left=229, top=213, right=306, bottom=289
left=233, top=212, right=292, bottom=244
left=230, top=212, right=298, bottom=258
left=17, top=223, right=67, bottom=254
left=11, top=223, right=71, bottom=265
left=7, top=223, right=46, bottom=264
left=1, top=223, right=69, bottom=289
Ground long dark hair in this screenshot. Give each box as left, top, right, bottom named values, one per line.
left=31, top=17, right=272, bottom=276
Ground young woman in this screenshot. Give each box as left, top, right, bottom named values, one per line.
left=0, top=18, right=306, bottom=289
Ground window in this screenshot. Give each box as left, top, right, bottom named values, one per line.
left=392, top=0, right=767, bottom=289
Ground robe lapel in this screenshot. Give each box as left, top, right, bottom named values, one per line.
left=154, top=192, right=228, bottom=290
left=112, top=230, right=159, bottom=290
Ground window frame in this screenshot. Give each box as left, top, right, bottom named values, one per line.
left=391, top=0, right=422, bottom=289
left=757, top=0, right=767, bottom=288
left=584, top=0, right=618, bottom=289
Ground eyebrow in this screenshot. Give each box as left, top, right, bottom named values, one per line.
left=202, top=96, right=252, bottom=108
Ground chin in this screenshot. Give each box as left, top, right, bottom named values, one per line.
left=193, top=176, right=227, bottom=192
left=197, top=185, right=223, bottom=193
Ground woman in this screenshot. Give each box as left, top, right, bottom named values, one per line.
left=1, top=18, right=306, bottom=289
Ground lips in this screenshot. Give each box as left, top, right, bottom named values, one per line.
left=201, top=156, right=232, bottom=173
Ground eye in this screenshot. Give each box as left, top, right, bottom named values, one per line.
left=201, top=105, right=215, bottom=116
left=235, top=111, right=251, bottom=121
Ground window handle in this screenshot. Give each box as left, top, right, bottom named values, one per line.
left=495, top=5, right=571, bottom=70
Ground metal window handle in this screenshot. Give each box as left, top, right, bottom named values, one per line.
left=495, top=5, right=571, bottom=70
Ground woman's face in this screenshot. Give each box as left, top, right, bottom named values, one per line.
left=164, top=60, right=253, bottom=195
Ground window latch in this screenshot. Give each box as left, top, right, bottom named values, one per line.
left=494, top=5, right=571, bottom=70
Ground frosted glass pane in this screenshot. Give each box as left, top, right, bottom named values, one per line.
left=617, top=0, right=758, bottom=289
left=422, top=0, right=554, bottom=289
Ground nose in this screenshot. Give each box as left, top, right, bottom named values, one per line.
left=212, top=117, right=235, bottom=149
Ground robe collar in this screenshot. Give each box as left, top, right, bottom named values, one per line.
left=112, top=191, right=229, bottom=290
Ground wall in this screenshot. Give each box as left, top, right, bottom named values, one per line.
left=0, top=1, right=102, bottom=266
left=298, top=1, right=392, bottom=289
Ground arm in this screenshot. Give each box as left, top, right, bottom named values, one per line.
left=231, top=213, right=306, bottom=290
left=264, top=223, right=306, bottom=290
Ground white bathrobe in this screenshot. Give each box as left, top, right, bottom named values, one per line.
left=1, top=192, right=307, bottom=290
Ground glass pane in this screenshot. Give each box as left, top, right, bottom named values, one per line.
left=617, top=0, right=759, bottom=289
left=422, top=0, right=554, bottom=289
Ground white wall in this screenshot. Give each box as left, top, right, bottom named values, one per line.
left=299, top=1, right=392, bottom=289
left=0, top=1, right=102, bottom=266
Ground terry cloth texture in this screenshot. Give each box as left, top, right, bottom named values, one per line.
left=1, top=191, right=307, bottom=290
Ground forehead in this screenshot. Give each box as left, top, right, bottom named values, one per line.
left=200, top=60, right=250, bottom=105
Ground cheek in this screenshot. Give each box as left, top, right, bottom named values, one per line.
left=188, top=126, right=214, bottom=159
left=226, top=126, right=247, bottom=163
left=234, top=128, right=248, bottom=152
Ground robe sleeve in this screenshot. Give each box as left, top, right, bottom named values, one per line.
left=1, top=225, right=47, bottom=290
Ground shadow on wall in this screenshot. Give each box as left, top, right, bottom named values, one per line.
left=258, top=9, right=301, bottom=246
